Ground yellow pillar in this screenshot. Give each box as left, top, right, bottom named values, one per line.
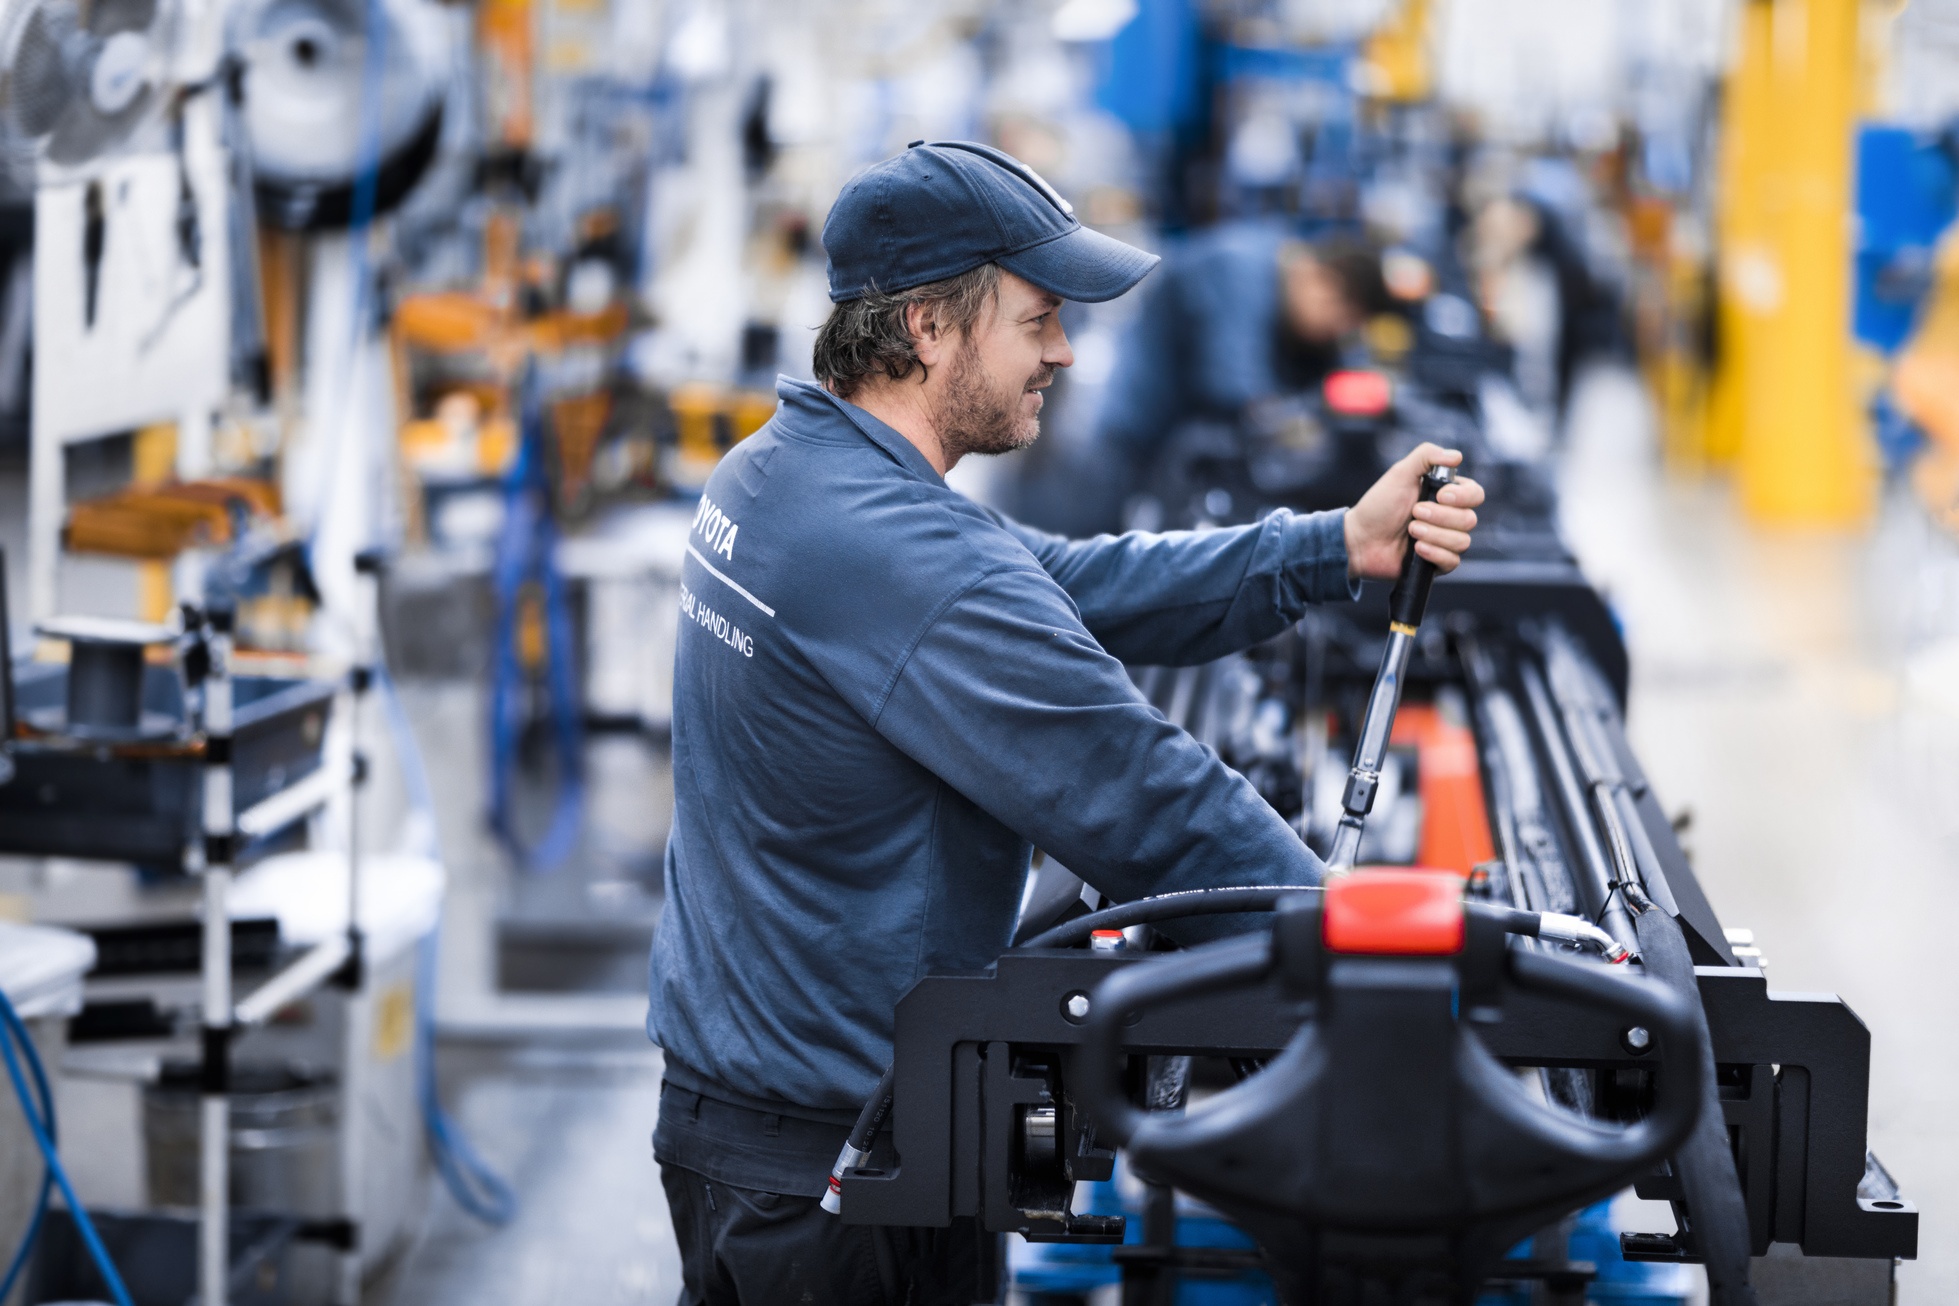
left=1707, top=0, right=1776, bottom=467
left=1736, top=0, right=1875, bottom=525
left=1364, top=0, right=1432, bottom=104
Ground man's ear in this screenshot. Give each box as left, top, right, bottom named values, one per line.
left=908, top=300, right=950, bottom=372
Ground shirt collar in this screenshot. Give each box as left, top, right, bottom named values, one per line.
left=773, top=375, right=946, bottom=484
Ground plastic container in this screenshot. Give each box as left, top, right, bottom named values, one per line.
left=0, top=662, right=334, bottom=864
left=142, top=1062, right=339, bottom=1217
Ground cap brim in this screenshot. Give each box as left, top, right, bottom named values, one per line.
left=998, top=225, right=1160, bottom=304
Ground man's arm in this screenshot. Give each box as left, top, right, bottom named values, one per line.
left=871, top=566, right=1324, bottom=925
left=986, top=442, right=1486, bottom=666
left=985, top=506, right=1357, bottom=667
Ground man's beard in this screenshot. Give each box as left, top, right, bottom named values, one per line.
left=933, top=340, right=1053, bottom=462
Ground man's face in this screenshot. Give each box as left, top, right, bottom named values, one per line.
left=929, top=270, right=1073, bottom=462
left=1282, top=255, right=1361, bottom=343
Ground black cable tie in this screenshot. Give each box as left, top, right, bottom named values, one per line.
left=1593, top=880, right=1626, bottom=927
left=200, top=1024, right=233, bottom=1094
left=203, top=734, right=233, bottom=765
left=334, top=929, right=365, bottom=991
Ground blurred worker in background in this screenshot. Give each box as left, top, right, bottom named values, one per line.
left=1465, top=190, right=1627, bottom=427
left=645, top=141, right=1483, bottom=1305
left=1092, top=223, right=1389, bottom=505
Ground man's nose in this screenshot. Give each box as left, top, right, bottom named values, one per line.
left=1046, top=322, right=1074, bottom=369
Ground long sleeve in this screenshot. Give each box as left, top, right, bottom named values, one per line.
left=871, top=568, right=1326, bottom=925
left=981, top=506, right=1358, bottom=666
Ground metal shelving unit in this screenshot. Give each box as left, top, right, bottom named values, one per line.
left=1, top=572, right=369, bottom=1306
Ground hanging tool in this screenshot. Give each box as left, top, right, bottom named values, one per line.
left=1325, top=464, right=1451, bottom=873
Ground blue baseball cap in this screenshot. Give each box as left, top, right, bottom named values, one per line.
left=822, top=141, right=1159, bottom=304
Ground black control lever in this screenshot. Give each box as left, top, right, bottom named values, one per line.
left=1326, top=464, right=1453, bottom=871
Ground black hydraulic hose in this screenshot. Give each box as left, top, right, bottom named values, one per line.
left=1019, top=885, right=1323, bottom=950
left=820, top=1063, right=895, bottom=1214
left=1518, top=660, right=1639, bottom=952
left=1625, top=883, right=1757, bottom=1306
left=1457, top=632, right=1540, bottom=914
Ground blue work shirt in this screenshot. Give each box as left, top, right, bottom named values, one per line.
left=1097, top=222, right=1340, bottom=469
left=647, top=376, right=1356, bottom=1116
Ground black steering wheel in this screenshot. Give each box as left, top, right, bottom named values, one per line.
left=1072, top=885, right=1705, bottom=1300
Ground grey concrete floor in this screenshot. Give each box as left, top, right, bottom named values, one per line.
left=1557, top=366, right=1959, bottom=1300
left=364, top=1040, right=680, bottom=1305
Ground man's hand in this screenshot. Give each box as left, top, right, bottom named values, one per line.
left=1343, top=443, right=1485, bottom=581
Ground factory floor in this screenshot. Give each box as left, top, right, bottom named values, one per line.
left=362, top=1039, right=680, bottom=1305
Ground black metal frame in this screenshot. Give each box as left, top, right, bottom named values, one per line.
left=841, top=594, right=1917, bottom=1283
left=840, top=950, right=1915, bottom=1262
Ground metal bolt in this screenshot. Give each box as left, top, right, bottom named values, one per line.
left=1064, top=993, right=1091, bottom=1021
left=1622, top=1025, right=1652, bottom=1055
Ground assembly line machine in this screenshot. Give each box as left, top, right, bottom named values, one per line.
left=831, top=334, right=1919, bottom=1302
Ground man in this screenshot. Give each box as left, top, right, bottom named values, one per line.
left=646, top=142, right=1483, bottom=1305
left=1094, top=223, right=1389, bottom=488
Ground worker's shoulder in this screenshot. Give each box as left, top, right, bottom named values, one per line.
left=699, top=428, right=1041, bottom=616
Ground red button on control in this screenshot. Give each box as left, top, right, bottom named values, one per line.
left=1323, top=869, right=1466, bottom=956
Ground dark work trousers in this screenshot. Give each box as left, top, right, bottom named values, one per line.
left=654, top=1081, right=997, bottom=1305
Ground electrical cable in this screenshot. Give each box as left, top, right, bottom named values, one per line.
left=0, top=988, right=54, bottom=1303
left=0, top=988, right=135, bottom=1306
left=414, top=932, right=517, bottom=1225
left=293, top=0, right=517, bottom=1224
left=297, top=0, right=391, bottom=583
left=486, top=364, right=586, bottom=873
left=373, top=662, right=519, bottom=1226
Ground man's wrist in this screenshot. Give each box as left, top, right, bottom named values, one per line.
left=1282, top=508, right=1360, bottom=605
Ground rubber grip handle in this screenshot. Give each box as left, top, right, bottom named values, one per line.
left=1388, top=465, right=1454, bottom=630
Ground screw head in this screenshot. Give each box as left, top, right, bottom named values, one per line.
left=1622, top=1025, right=1652, bottom=1055
left=1064, top=993, right=1091, bottom=1022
